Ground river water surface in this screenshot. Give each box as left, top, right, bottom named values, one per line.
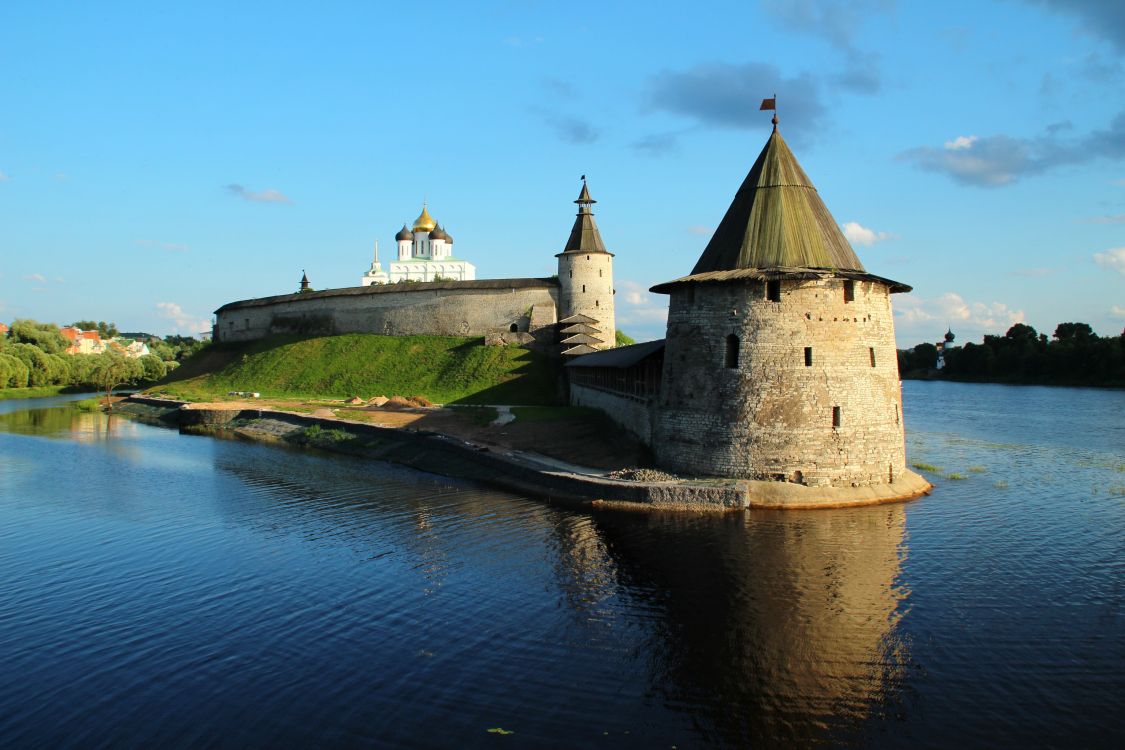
left=1, top=382, right=1122, bottom=748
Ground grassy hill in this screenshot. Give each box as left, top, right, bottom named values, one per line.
left=152, top=334, right=560, bottom=405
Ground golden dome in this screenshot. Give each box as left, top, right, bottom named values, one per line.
left=412, top=204, right=436, bottom=233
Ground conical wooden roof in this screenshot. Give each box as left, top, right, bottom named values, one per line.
left=690, top=129, right=864, bottom=274
left=557, top=181, right=611, bottom=256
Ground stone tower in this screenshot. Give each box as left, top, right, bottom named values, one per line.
left=556, top=179, right=616, bottom=354
left=650, top=122, right=912, bottom=488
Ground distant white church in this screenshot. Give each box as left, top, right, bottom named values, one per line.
left=361, top=204, right=477, bottom=285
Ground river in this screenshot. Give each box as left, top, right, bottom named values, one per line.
left=0, top=382, right=1122, bottom=748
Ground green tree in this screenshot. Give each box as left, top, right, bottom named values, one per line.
left=615, top=330, right=636, bottom=347
left=139, top=354, right=167, bottom=381
left=1053, top=322, right=1094, bottom=342
left=0, top=353, right=30, bottom=388
left=7, top=343, right=57, bottom=386
left=905, top=342, right=938, bottom=371
left=93, top=352, right=141, bottom=409
left=9, top=319, right=68, bottom=354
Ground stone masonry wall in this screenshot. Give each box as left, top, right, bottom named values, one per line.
left=557, top=253, right=615, bottom=348
left=652, top=278, right=906, bottom=487
left=215, top=282, right=559, bottom=343
left=569, top=384, right=653, bottom=444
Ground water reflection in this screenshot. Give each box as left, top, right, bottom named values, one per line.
left=566, top=506, right=910, bottom=746
left=0, top=403, right=140, bottom=443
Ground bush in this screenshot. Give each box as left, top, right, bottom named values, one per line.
left=0, top=353, right=30, bottom=388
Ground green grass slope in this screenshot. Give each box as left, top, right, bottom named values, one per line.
left=154, top=334, right=559, bottom=405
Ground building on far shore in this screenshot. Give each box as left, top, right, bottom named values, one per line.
left=936, top=328, right=955, bottom=369
left=361, top=204, right=477, bottom=285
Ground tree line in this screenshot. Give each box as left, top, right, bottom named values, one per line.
left=0, top=319, right=207, bottom=391
left=898, top=322, right=1125, bottom=387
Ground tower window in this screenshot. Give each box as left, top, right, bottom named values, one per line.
left=869, top=347, right=876, bottom=367
left=582, top=284, right=586, bottom=293
left=599, top=269, right=602, bottom=277
left=724, top=334, right=739, bottom=369
left=804, top=347, right=813, bottom=367
left=767, top=280, right=781, bottom=302
left=569, top=270, right=572, bottom=278
left=509, top=323, right=518, bottom=333
left=595, top=299, right=599, bottom=307
left=843, top=280, right=855, bottom=303
left=832, top=406, right=842, bottom=429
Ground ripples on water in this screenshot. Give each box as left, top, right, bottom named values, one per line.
left=0, top=383, right=1122, bottom=748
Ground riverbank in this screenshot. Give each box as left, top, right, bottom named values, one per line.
left=119, top=395, right=932, bottom=511
left=0, top=385, right=90, bottom=400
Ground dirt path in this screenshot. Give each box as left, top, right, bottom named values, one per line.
left=178, top=398, right=649, bottom=470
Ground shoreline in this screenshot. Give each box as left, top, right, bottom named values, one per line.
left=120, top=395, right=933, bottom=512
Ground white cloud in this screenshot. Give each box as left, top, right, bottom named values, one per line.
left=226, top=184, right=292, bottom=204
left=1079, top=214, right=1125, bottom=224
left=23, top=273, right=46, bottom=283
left=1111, top=305, right=1125, bottom=319
left=156, top=302, right=211, bottom=335
left=1011, top=267, right=1057, bottom=277
left=841, top=221, right=897, bottom=246
left=894, top=291, right=1025, bottom=332
left=614, top=280, right=668, bottom=341
left=0, top=170, right=9, bottom=181
left=1093, top=247, right=1125, bottom=275
left=944, top=135, right=978, bottom=150
left=686, top=225, right=713, bottom=236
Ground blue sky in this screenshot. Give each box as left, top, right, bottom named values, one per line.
left=1, top=0, right=1122, bottom=346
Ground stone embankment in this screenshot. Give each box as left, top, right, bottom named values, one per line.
left=121, top=395, right=931, bottom=511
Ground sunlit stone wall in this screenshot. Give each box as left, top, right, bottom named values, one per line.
left=653, top=278, right=906, bottom=487
left=215, top=280, right=559, bottom=343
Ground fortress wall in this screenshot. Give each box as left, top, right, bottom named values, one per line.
left=569, top=384, right=653, bottom=443
left=653, top=278, right=906, bottom=486
left=216, top=282, right=559, bottom=343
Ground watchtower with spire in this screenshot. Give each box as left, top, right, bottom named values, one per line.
left=649, top=118, right=912, bottom=488
left=556, top=179, right=616, bottom=353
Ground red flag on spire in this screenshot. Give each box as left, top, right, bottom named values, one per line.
left=759, top=97, right=776, bottom=111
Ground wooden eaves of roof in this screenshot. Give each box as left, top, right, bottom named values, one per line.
left=561, top=323, right=600, bottom=335
left=562, top=344, right=599, bottom=356
left=561, top=333, right=603, bottom=345
left=564, top=339, right=666, bottom=369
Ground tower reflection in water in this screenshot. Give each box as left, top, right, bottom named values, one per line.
left=558, top=504, right=910, bottom=746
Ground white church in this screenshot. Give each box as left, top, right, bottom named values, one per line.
left=361, top=204, right=477, bottom=285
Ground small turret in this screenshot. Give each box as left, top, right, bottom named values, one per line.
left=556, top=177, right=615, bottom=352
left=299, top=270, right=311, bottom=293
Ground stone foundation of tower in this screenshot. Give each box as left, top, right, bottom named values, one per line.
left=652, top=277, right=906, bottom=487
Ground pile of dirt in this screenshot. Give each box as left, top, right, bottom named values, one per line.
left=606, top=467, right=679, bottom=482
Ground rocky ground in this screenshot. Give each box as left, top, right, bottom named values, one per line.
left=174, top=396, right=652, bottom=472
